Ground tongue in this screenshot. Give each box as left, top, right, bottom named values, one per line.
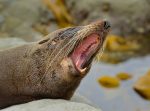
left=71, top=34, right=100, bottom=70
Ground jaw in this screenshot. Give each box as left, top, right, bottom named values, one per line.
left=70, top=33, right=102, bottom=75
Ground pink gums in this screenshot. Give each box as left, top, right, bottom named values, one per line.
left=71, top=34, right=100, bottom=71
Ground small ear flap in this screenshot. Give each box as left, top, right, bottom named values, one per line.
left=38, top=38, right=50, bottom=44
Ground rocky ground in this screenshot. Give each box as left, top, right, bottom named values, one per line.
left=1, top=94, right=101, bottom=111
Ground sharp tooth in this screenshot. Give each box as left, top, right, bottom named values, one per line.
left=80, top=67, right=87, bottom=74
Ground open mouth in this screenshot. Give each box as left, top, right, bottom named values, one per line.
left=70, top=34, right=101, bottom=73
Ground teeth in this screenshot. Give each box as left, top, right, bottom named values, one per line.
left=75, top=57, right=87, bottom=74
left=80, top=67, right=87, bottom=74
left=71, top=34, right=100, bottom=74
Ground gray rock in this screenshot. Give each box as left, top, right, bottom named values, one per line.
left=1, top=94, right=102, bottom=111
left=0, top=0, right=46, bottom=41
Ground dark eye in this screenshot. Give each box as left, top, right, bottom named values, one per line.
left=59, top=27, right=81, bottom=39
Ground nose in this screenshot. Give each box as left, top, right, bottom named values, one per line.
left=103, top=21, right=111, bottom=29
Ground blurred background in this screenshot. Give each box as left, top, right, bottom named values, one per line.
left=0, top=0, right=150, bottom=111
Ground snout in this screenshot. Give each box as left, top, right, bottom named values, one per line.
left=103, top=21, right=111, bottom=30
left=91, top=20, right=111, bottom=30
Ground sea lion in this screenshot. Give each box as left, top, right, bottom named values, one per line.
left=0, top=20, right=110, bottom=109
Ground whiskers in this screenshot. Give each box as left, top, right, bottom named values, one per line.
left=45, top=28, right=90, bottom=73
left=95, top=40, right=106, bottom=62
left=37, top=24, right=104, bottom=84
left=38, top=32, right=81, bottom=84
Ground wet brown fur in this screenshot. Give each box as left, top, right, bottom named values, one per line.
left=0, top=21, right=109, bottom=108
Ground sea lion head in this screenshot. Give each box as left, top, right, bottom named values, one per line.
left=30, top=20, right=110, bottom=99
left=0, top=21, right=110, bottom=108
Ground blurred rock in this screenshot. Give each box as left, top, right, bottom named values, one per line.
left=96, top=51, right=138, bottom=64
left=95, top=35, right=143, bottom=63
left=1, top=94, right=102, bottom=111
left=0, top=15, right=4, bottom=26
left=66, top=0, right=150, bottom=36
left=0, top=37, right=27, bottom=50
left=97, top=75, right=120, bottom=88
left=105, top=35, right=141, bottom=52
left=134, top=70, right=150, bottom=100
left=43, top=0, right=74, bottom=28
left=116, top=72, right=132, bottom=81
left=0, top=0, right=55, bottom=41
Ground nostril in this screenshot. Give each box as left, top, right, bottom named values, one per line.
left=103, top=21, right=111, bottom=29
